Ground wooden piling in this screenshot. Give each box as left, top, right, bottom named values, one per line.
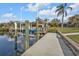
left=14, top=22, right=18, bottom=55
left=36, top=18, right=39, bottom=41
left=24, top=20, right=30, bottom=50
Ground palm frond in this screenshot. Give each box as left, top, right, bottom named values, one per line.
left=57, top=11, right=63, bottom=17
left=55, top=8, right=61, bottom=13
left=67, top=7, right=72, bottom=10
left=55, top=7, right=64, bottom=13
left=57, top=4, right=63, bottom=8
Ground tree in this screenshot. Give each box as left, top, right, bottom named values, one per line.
left=55, top=3, right=72, bottom=28
left=68, top=14, right=79, bottom=27
left=50, top=18, right=60, bottom=27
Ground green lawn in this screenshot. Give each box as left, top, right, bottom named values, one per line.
left=58, top=27, right=79, bottom=43
left=48, top=27, right=79, bottom=43
left=48, top=27, right=57, bottom=33
left=57, top=27, right=79, bottom=33
left=67, top=35, right=79, bottom=43
left=48, top=27, right=79, bottom=33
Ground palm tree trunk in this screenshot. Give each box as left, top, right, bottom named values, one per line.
left=61, top=14, right=64, bottom=28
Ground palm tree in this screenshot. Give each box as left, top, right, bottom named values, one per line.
left=55, top=3, right=72, bottom=28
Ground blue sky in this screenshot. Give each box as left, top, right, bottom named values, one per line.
left=0, top=3, right=79, bottom=23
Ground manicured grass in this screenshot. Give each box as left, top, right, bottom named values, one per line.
left=48, top=27, right=79, bottom=33
left=57, top=27, right=79, bottom=43
left=67, top=35, right=79, bottom=43
left=57, top=27, right=79, bottom=33
left=48, top=27, right=57, bottom=33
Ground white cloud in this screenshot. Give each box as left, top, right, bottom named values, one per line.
left=25, top=3, right=50, bottom=12
left=38, top=4, right=79, bottom=21
left=1, top=13, right=17, bottom=18
left=38, top=6, right=56, bottom=16
left=27, top=4, right=38, bottom=11
left=0, top=18, right=19, bottom=23
left=2, top=13, right=13, bottom=17
left=0, top=13, right=18, bottom=23
left=68, top=3, right=79, bottom=13
left=70, top=3, right=79, bottom=9
left=39, top=9, right=51, bottom=16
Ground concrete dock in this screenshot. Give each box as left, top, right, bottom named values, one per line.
left=22, top=33, right=64, bottom=56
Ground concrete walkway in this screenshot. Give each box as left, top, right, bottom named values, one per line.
left=22, top=33, right=64, bottom=56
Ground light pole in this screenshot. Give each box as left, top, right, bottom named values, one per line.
left=20, top=7, right=23, bottom=33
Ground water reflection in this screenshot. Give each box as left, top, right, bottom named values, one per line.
left=0, top=35, right=24, bottom=56
left=0, top=34, right=36, bottom=56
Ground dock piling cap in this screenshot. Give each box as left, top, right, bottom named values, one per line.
left=14, top=22, right=17, bottom=30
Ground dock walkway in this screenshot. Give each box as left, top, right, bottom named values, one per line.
left=22, top=33, right=64, bottom=56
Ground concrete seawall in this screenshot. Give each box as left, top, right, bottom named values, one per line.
left=57, top=31, right=79, bottom=56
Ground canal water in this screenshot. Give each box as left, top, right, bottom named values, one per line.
left=0, top=35, right=35, bottom=56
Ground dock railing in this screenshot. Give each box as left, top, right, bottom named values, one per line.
left=56, top=30, right=79, bottom=56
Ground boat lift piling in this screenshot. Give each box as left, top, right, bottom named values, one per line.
left=24, top=20, right=30, bottom=50
left=14, top=22, right=18, bottom=55
left=36, top=18, right=39, bottom=42
left=14, top=19, right=43, bottom=55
